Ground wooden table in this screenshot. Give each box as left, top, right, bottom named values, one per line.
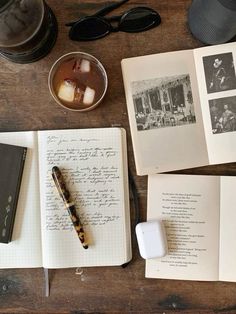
left=1, top=1, right=236, bottom=313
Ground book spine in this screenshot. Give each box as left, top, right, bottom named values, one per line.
left=7, top=147, right=27, bottom=243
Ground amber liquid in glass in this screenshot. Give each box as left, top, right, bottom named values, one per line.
left=53, top=57, right=106, bottom=110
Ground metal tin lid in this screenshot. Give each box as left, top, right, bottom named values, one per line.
left=0, top=0, right=14, bottom=12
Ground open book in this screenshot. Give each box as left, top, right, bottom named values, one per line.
left=0, top=128, right=131, bottom=269
left=122, top=42, right=236, bottom=175
left=146, top=174, right=236, bottom=282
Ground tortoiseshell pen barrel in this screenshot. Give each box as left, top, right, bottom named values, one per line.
left=51, top=166, right=88, bottom=249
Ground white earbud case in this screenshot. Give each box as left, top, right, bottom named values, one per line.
left=135, top=220, right=168, bottom=259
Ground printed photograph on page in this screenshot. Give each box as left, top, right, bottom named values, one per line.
left=202, top=52, right=236, bottom=94
left=209, top=96, right=236, bottom=134
left=131, top=74, right=196, bottom=132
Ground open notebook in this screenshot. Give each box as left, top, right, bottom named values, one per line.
left=0, top=128, right=131, bottom=269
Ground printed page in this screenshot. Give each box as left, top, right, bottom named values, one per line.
left=0, top=131, right=42, bottom=268
left=146, top=174, right=220, bottom=281
left=38, top=128, right=130, bottom=268
left=121, top=50, right=208, bottom=175
left=219, top=176, right=236, bottom=282
left=194, top=42, right=236, bottom=164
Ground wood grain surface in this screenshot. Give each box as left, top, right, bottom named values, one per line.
left=1, top=1, right=236, bottom=313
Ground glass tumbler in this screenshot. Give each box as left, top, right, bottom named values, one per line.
left=0, top=0, right=58, bottom=63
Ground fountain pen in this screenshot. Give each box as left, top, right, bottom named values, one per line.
left=51, top=166, right=88, bottom=249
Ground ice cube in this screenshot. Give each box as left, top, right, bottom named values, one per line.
left=72, top=59, right=90, bottom=73
left=80, top=59, right=90, bottom=73
left=58, top=79, right=76, bottom=103
left=83, top=87, right=95, bottom=105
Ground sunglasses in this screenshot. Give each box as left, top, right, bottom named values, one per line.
left=66, top=0, right=161, bottom=41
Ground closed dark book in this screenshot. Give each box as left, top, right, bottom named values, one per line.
left=0, top=143, right=27, bottom=243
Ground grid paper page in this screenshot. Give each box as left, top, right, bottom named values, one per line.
left=38, top=128, right=129, bottom=268
left=0, top=131, right=42, bottom=268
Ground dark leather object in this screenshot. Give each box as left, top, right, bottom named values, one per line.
left=0, top=143, right=27, bottom=243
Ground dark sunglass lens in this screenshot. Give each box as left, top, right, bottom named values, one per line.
left=119, top=8, right=161, bottom=33
left=69, top=17, right=111, bottom=41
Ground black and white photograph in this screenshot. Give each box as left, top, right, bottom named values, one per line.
left=203, top=52, right=236, bottom=94
left=209, top=96, right=236, bottom=134
left=131, top=74, right=196, bottom=131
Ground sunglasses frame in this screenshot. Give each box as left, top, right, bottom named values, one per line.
left=116, top=7, right=161, bottom=33
left=67, top=6, right=161, bottom=41
left=69, top=16, right=112, bottom=41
